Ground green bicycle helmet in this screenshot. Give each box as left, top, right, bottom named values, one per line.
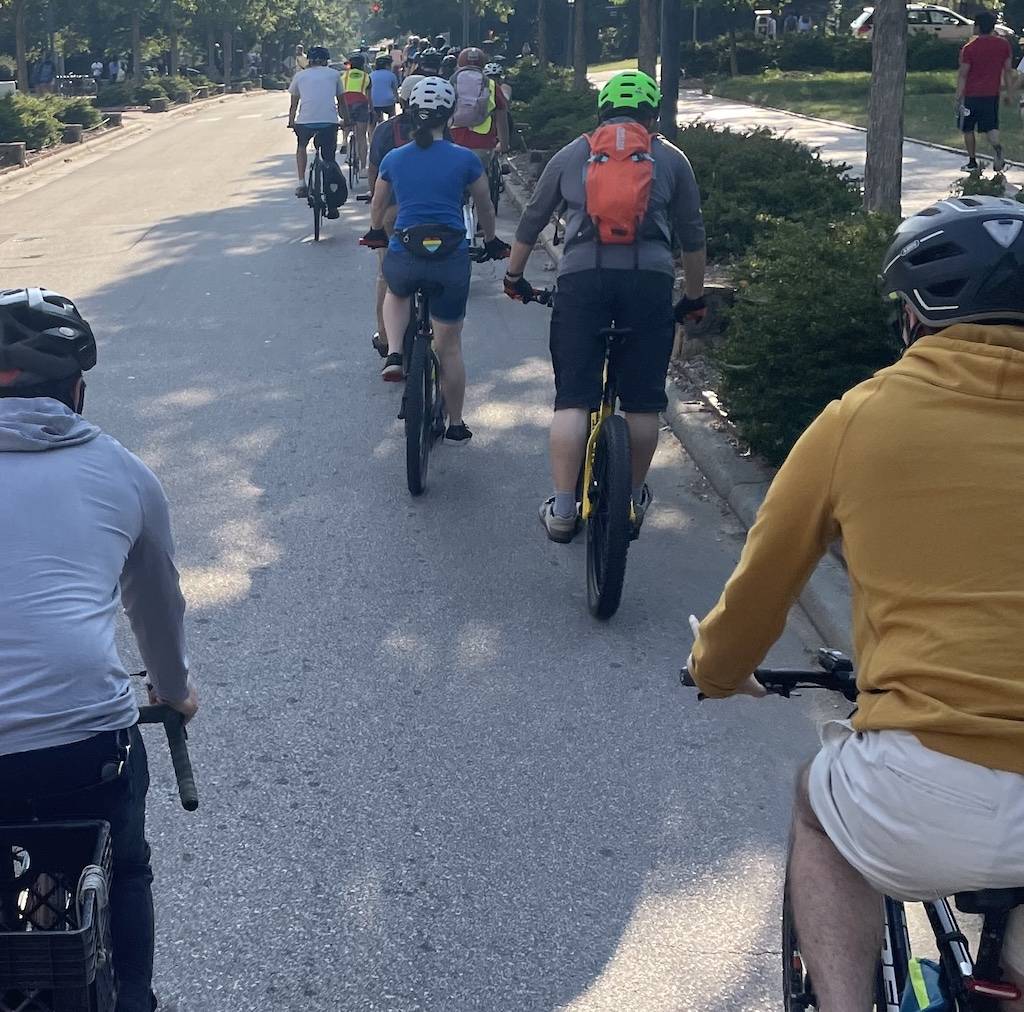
left=597, top=70, right=662, bottom=115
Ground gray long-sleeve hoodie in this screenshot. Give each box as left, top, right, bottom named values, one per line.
left=0, top=397, right=188, bottom=756
left=515, top=120, right=707, bottom=277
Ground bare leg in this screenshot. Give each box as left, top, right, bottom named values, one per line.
left=431, top=319, right=467, bottom=424
left=965, top=131, right=978, bottom=161
left=989, top=128, right=1002, bottom=149
left=550, top=409, right=589, bottom=491
left=296, top=142, right=308, bottom=182
left=376, top=207, right=398, bottom=342
left=623, top=412, right=660, bottom=489
left=789, top=765, right=883, bottom=1012
left=376, top=272, right=388, bottom=341
left=383, top=292, right=411, bottom=357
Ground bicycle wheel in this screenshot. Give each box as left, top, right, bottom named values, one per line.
left=585, top=414, right=632, bottom=619
left=348, top=134, right=356, bottom=189
left=782, top=888, right=817, bottom=1010
left=405, top=336, right=433, bottom=496
left=488, top=157, right=501, bottom=212
left=310, top=159, right=322, bottom=242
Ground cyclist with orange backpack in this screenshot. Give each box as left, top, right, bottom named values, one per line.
left=341, top=52, right=372, bottom=176
left=504, top=70, right=708, bottom=542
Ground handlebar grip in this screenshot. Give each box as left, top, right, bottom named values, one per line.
left=137, top=704, right=199, bottom=812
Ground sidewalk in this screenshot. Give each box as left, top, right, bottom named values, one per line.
left=675, top=89, right=966, bottom=213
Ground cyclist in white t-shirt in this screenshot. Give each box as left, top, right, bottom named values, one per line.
left=287, top=46, right=344, bottom=200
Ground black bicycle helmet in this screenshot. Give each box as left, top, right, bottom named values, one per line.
left=441, top=54, right=458, bottom=76
left=0, top=288, right=96, bottom=388
left=307, top=45, right=330, bottom=64
left=417, top=48, right=442, bottom=73
left=880, top=196, right=1024, bottom=327
left=348, top=52, right=366, bottom=69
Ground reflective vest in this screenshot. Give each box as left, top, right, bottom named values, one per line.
left=470, top=78, right=497, bottom=135
left=342, top=68, right=368, bottom=96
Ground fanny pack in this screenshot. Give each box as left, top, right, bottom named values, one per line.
left=397, top=224, right=465, bottom=260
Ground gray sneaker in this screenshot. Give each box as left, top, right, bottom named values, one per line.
left=631, top=484, right=653, bottom=540
left=539, top=497, right=579, bottom=544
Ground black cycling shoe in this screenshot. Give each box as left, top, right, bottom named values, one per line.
left=326, top=207, right=340, bottom=219
left=445, top=422, right=473, bottom=443
left=381, top=353, right=404, bottom=382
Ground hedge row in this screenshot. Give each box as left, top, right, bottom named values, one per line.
left=0, top=93, right=103, bottom=149
left=96, top=75, right=204, bottom=108
left=682, top=31, right=962, bottom=78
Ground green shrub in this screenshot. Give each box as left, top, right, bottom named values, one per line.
left=134, top=79, right=168, bottom=103
left=775, top=32, right=838, bottom=70
left=717, top=213, right=899, bottom=464
left=678, top=121, right=862, bottom=262
left=0, top=53, right=14, bottom=82
left=97, top=81, right=135, bottom=107
left=162, top=76, right=193, bottom=102
left=45, top=95, right=102, bottom=128
left=261, top=74, right=290, bottom=90
left=906, top=32, right=960, bottom=71
left=512, top=80, right=596, bottom=149
left=0, top=93, right=63, bottom=149
left=506, top=62, right=571, bottom=103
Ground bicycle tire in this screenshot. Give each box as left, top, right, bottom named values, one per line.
left=488, top=158, right=501, bottom=212
left=405, top=336, right=432, bottom=496
left=782, top=888, right=817, bottom=1010
left=585, top=414, right=631, bottom=619
left=348, top=133, right=356, bottom=189
left=311, top=159, right=322, bottom=242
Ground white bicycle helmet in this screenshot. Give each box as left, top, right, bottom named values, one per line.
left=409, top=76, right=456, bottom=118
left=483, top=62, right=502, bottom=78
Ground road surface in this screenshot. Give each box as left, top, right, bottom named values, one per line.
left=0, top=93, right=834, bottom=1011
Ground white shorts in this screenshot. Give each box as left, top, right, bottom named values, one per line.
left=808, top=721, right=1024, bottom=976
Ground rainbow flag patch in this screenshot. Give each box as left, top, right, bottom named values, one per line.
left=422, top=237, right=443, bottom=254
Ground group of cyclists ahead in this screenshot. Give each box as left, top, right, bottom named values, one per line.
left=4, top=44, right=1024, bottom=1012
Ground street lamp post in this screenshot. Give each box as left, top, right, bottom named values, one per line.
left=566, top=0, right=575, bottom=67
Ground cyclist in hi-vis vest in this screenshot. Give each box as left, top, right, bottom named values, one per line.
left=341, top=52, right=372, bottom=176
left=449, top=47, right=509, bottom=171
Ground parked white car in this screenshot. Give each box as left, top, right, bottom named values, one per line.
left=851, top=4, right=1015, bottom=42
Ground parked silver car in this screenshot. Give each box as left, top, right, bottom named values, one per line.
left=851, top=3, right=1014, bottom=42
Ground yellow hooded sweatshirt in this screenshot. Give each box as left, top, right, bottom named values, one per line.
left=692, top=324, right=1024, bottom=774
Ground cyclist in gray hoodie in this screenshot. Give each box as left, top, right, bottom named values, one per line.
left=0, top=288, right=196, bottom=1012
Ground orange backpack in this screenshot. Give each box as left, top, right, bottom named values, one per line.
left=583, top=121, right=655, bottom=246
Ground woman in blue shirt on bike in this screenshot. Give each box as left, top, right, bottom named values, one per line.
left=362, top=77, right=509, bottom=443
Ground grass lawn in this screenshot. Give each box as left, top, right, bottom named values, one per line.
left=588, top=58, right=640, bottom=74
left=709, top=70, right=1024, bottom=162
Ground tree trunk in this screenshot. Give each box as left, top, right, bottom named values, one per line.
left=863, top=0, right=906, bottom=215
left=537, top=0, right=548, bottom=66
left=131, top=10, right=142, bottom=80
left=169, top=24, right=179, bottom=78
left=573, top=0, right=587, bottom=89
left=638, top=0, right=658, bottom=76
left=728, top=24, right=738, bottom=76
left=207, top=27, right=216, bottom=81
left=222, top=27, right=233, bottom=85
left=14, top=0, right=28, bottom=93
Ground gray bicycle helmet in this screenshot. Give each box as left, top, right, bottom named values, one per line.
left=880, top=196, right=1024, bottom=327
left=0, top=288, right=96, bottom=388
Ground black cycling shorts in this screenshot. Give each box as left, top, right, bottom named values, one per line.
left=549, top=269, right=675, bottom=414
left=294, top=124, right=338, bottom=156
left=962, top=96, right=999, bottom=134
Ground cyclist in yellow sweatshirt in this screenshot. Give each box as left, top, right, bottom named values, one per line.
left=689, top=196, right=1024, bottom=1009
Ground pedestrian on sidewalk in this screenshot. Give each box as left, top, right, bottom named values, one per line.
left=956, top=10, right=1014, bottom=173
left=91, top=58, right=103, bottom=84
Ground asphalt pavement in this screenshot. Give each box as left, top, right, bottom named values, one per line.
left=0, top=93, right=839, bottom=1011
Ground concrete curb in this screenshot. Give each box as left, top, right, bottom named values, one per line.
left=0, top=121, right=144, bottom=178
left=0, top=89, right=258, bottom=181
left=504, top=162, right=854, bottom=655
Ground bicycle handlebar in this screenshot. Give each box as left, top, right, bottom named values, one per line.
left=136, top=703, right=199, bottom=811
left=680, top=663, right=859, bottom=704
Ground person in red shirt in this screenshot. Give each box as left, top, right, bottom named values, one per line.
left=448, top=47, right=510, bottom=170
left=956, top=11, right=1014, bottom=172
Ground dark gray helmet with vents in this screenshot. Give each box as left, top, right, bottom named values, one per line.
left=0, top=288, right=96, bottom=387
left=880, top=196, right=1024, bottom=327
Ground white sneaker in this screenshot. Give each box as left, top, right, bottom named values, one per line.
left=539, top=497, right=579, bottom=544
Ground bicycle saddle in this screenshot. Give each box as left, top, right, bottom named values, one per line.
left=598, top=327, right=633, bottom=340
left=954, top=888, right=1024, bottom=915
left=416, top=282, right=445, bottom=296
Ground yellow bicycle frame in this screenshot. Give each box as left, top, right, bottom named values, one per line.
left=580, top=357, right=637, bottom=525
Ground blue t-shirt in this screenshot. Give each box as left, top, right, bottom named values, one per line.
left=379, top=139, right=484, bottom=250
left=369, top=69, right=399, bottom=107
